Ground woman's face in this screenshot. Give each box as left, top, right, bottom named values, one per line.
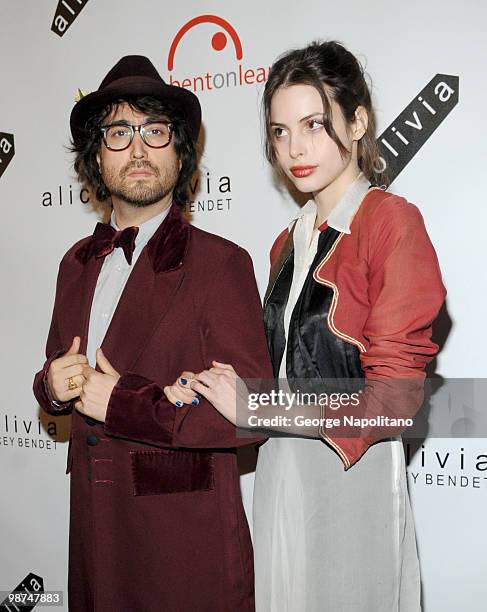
left=270, top=84, right=358, bottom=194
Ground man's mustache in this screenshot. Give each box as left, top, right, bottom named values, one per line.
left=122, top=162, right=159, bottom=176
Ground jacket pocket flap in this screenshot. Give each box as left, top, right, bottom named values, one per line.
left=130, top=449, right=215, bottom=496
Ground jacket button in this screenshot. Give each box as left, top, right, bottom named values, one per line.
left=85, top=416, right=98, bottom=426
left=86, top=434, right=99, bottom=446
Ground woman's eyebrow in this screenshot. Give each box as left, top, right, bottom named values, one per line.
left=298, top=112, right=324, bottom=123
left=270, top=112, right=324, bottom=127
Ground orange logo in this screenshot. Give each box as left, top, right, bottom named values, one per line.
left=168, top=15, right=243, bottom=71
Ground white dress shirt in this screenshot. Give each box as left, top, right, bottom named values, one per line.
left=86, top=205, right=171, bottom=368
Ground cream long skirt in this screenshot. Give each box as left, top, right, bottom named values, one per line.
left=253, top=436, right=421, bottom=612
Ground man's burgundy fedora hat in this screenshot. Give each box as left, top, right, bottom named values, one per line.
left=70, top=55, right=201, bottom=143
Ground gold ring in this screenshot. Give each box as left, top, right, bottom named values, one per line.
left=67, top=376, right=77, bottom=391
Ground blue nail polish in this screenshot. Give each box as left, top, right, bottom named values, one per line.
left=180, top=378, right=187, bottom=385
left=175, top=400, right=183, bottom=407
left=191, top=398, right=200, bottom=406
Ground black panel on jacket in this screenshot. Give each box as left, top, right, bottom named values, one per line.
left=264, top=227, right=364, bottom=397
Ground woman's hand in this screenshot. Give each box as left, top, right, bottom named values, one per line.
left=164, top=371, right=200, bottom=408
left=189, top=361, right=247, bottom=426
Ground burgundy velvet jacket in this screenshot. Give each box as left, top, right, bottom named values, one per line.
left=33, top=204, right=272, bottom=612
left=267, top=188, right=446, bottom=470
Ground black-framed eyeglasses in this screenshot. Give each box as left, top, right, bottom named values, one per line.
left=100, top=120, right=173, bottom=151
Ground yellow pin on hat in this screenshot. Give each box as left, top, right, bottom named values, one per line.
left=74, top=88, right=90, bottom=103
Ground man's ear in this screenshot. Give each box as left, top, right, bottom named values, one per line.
left=352, top=106, right=368, bottom=141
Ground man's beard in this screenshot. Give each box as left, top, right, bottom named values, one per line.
left=102, top=160, right=179, bottom=207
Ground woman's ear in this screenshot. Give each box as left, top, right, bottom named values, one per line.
left=352, top=106, right=368, bottom=141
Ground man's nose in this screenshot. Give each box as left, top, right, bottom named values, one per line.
left=130, top=129, right=148, bottom=159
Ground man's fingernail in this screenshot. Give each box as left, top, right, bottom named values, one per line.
left=175, top=400, right=183, bottom=408
left=191, top=398, right=200, bottom=406
left=180, top=378, right=187, bottom=385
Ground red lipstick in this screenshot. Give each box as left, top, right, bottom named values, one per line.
left=290, top=165, right=317, bottom=178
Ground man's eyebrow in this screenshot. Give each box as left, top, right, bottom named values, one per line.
left=270, top=112, right=324, bottom=127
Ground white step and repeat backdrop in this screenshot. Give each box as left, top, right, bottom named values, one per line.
left=1, top=1, right=485, bottom=610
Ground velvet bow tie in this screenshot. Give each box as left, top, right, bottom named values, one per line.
left=91, top=223, right=139, bottom=265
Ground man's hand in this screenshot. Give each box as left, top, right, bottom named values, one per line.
left=47, top=336, right=88, bottom=402
left=75, top=348, right=120, bottom=423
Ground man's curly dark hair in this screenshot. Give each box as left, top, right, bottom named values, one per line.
left=71, top=95, right=197, bottom=205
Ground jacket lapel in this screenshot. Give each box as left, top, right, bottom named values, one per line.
left=264, top=225, right=295, bottom=306
left=99, top=249, right=185, bottom=372
left=58, top=255, right=104, bottom=355
left=70, top=204, right=191, bottom=373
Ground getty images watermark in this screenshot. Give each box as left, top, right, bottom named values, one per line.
left=234, top=378, right=487, bottom=439
left=245, top=388, right=413, bottom=431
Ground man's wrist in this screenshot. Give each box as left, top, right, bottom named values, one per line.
left=43, top=370, right=70, bottom=407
